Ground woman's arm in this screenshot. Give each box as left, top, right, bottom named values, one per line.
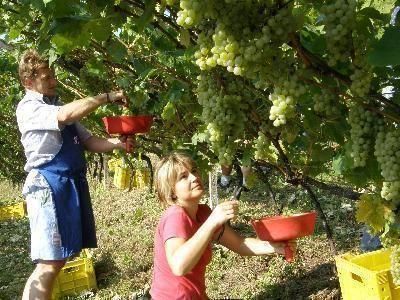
left=165, top=201, right=239, bottom=276
left=165, top=220, right=217, bottom=276
left=218, top=225, right=288, bottom=256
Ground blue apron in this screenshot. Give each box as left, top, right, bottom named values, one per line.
left=38, top=124, right=97, bottom=258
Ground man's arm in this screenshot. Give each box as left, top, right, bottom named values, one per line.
left=82, top=136, right=135, bottom=153
left=57, top=91, right=125, bottom=125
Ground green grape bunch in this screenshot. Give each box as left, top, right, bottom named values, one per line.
left=348, top=105, right=382, bottom=168
left=350, top=66, right=373, bottom=98
left=312, top=92, right=341, bottom=117
left=375, top=128, right=400, bottom=203
left=254, top=130, right=277, bottom=162
left=321, top=0, right=356, bottom=66
left=196, top=72, right=250, bottom=165
left=191, top=0, right=296, bottom=86
left=268, top=76, right=306, bottom=127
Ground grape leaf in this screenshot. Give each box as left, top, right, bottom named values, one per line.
left=166, top=80, right=186, bottom=102
left=356, top=194, right=391, bottom=233
left=332, top=153, right=353, bottom=176
left=88, top=19, right=112, bottom=42
left=368, top=27, right=400, bottom=66
left=107, top=40, right=127, bottom=63
left=136, top=0, right=156, bottom=32
left=359, top=7, right=388, bottom=22
left=191, top=132, right=207, bottom=145
left=179, top=28, right=191, bottom=48
left=300, top=27, right=326, bottom=55
left=311, top=145, right=334, bottom=163
left=50, top=17, right=92, bottom=53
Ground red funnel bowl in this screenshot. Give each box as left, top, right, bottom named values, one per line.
left=102, top=115, right=153, bottom=135
left=251, top=211, right=317, bottom=262
left=251, top=211, right=317, bottom=241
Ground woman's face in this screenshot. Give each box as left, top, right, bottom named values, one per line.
left=174, top=165, right=204, bottom=203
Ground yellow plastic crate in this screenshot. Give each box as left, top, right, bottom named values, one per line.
left=0, top=202, right=26, bottom=221
left=335, top=249, right=400, bottom=300
left=113, top=165, right=132, bottom=190
left=52, top=250, right=97, bottom=299
left=133, top=168, right=150, bottom=189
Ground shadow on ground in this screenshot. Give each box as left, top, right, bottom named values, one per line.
left=254, top=262, right=340, bottom=300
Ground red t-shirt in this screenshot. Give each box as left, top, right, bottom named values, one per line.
left=150, top=204, right=213, bottom=300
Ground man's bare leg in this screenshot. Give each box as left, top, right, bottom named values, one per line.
left=22, top=260, right=65, bottom=300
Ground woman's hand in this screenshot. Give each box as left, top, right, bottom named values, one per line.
left=208, top=200, right=239, bottom=228
left=270, top=240, right=297, bottom=256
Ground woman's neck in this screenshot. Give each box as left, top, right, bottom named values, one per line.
left=176, top=200, right=199, bottom=221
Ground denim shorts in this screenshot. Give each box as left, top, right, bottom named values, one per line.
left=25, top=184, right=65, bottom=262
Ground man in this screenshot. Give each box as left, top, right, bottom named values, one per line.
left=16, top=49, right=134, bottom=299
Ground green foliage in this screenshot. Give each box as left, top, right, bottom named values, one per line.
left=0, top=51, right=25, bottom=184
left=368, top=27, right=400, bottom=66
left=1, top=0, right=400, bottom=262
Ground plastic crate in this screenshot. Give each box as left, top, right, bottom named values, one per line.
left=335, top=249, right=400, bottom=300
left=133, top=168, right=150, bottom=189
left=0, top=202, right=26, bottom=221
left=113, top=165, right=132, bottom=190
left=52, top=250, right=97, bottom=299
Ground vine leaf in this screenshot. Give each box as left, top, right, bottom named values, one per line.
left=332, top=151, right=352, bottom=174
left=358, top=7, right=387, bottom=22
left=179, top=28, right=191, bottom=48
left=48, top=49, right=58, bottom=66
left=85, top=58, right=108, bottom=77
left=166, top=80, right=186, bottom=102
left=50, top=16, right=92, bottom=53
left=107, top=40, right=127, bottom=63
left=300, top=27, right=326, bottom=55
left=311, top=144, right=334, bottom=163
left=88, top=19, right=113, bottom=42
left=368, top=27, right=400, bottom=66
left=191, top=132, right=207, bottom=145
left=356, top=194, right=391, bottom=233
left=136, top=0, right=156, bottom=32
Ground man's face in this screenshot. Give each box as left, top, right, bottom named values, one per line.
left=25, top=66, right=57, bottom=96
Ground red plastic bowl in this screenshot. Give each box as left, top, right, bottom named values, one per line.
left=251, top=211, right=317, bottom=242
left=102, top=115, right=153, bottom=135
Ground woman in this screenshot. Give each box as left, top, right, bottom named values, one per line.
left=150, top=152, right=296, bottom=299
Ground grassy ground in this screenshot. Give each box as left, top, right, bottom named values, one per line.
left=0, top=175, right=361, bottom=299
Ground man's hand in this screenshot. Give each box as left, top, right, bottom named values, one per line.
left=107, top=90, right=129, bottom=107
left=121, top=135, right=136, bottom=153
left=107, top=136, right=136, bottom=152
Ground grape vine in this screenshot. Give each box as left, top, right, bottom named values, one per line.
left=1, top=0, right=400, bottom=276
